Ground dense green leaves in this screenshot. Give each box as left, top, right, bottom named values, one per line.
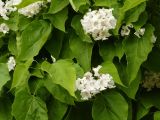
left=41, top=60, right=76, bottom=97
left=17, top=20, right=52, bottom=61
left=12, top=88, right=48, bottom=120
left=0, top=63, right=10, bottom=91
left=92, top=90, right=128, bottom=120
left=123, top=24, right=154, bottom=83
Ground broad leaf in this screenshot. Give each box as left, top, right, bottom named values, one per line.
left=69, top=0, right=90, bottom=11
left=17, top=20, right=52, bottom=61
left=44, top=76, right=75, bottom=105
left=71, top=15, right=92, bottom=43
left=41, top=60, right=76, bottom=97
left=48, top=0, right=69, bottom=14
left=93, top=0, right=119, bottom=7
left=44, top=8, right=68, bottom=32
left=0, top=63, right=10, bottom=91
left=12, top=88, right=48, bottom=120
left=123, top=24, right=154, bottom=83
left=11, top=59, right=32, bottom=89
left=92, top=90, right=128, bottom=120
left=100, top=61, right=123, bottom=86
left=48, top=98, right=68, bottom=120
left=70, top=33, right=93, bottom=72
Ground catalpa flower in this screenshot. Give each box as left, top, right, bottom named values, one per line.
left=81, top=8, right=117, bottom=41
left=75, top=65, right=116, bottom=100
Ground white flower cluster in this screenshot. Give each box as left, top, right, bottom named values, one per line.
left=151, top=34, right=157, bottom=43
left=0, top=0, right=21, bottom=20
left=120, top=24, right=133, bottom=36
left=7, top=56, right=16, bottom=71
left=18, top=1, right=46, bottom=18
left=134, top=28, right=145, bottom=38
left=75, top=65, right=116, bottom=100
left=81, top=8, right=117, bottom=41
left=0, top=23, right=9, bottom=34
left=142, top=71, right=160, bottom=91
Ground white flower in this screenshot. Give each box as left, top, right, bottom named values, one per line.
left=93, top=65, right=102, bottom=77
left=7, top=56, right=16, bottom=71
left=75, top=65, right=116, bottom=100
left=0, top=23, right=9, bottom=34
left=134, top=28, right=145, bottom=38
left=51, top=55, right=56, bottom=63
left=81, top=8, right=117, bottom=40
left=0, top=0, right=21, bottom=20
left=120, top=24, right=133, bottom=36
left=18, top=1, right=45, bottom=18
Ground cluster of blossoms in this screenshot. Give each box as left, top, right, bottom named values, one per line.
left=0, top=23, right=9, bottom=34
left=142, top=71, right=160, bottom=91
left=18, top=1, right=47, bottom=18
left=120, top=24, right=145, bottom=38
left=7, top=56, right=16, bottom=71
left=0, top=0, right=21, bottom=20
left=0, top=0, right=51, bottom=20
left=81, top=8, right=117, bottom=40
left=75, top=65, right=116, bottom=100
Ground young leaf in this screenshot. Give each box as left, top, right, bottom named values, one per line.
left=92, top=90, right=128, bottom=120
left=41, top=60, right=76, bottom=97
left=0, top=63, right=10, bottom=91
left=17, top=20, right=52, bottom=61
left=123, top=24, right=155, bottom=83
left=12, top=88, right=48, bottom=120
left=69, top=33, right=93, bottom=72
left=154, top=111, right=160, bottom=120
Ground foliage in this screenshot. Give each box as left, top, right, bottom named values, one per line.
left=0, top=0, right=160, bottom=120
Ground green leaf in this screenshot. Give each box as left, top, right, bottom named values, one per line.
left=70, top=33, right=93, bottom=72
left=136, top=103, right=149, bottom=120
left=44, top=76, right=75, bottom=105
left=92, top=90, right=128, bottom=120
left=44, top=8, right=68, bottom=32
left=123, top=24, right=155, bottom=83
left=114, top=0, right=147, bottom=34
left=17, top=20, right=52, bottom=61
left=71, top=15, right=92, bottom=43
left=0, top=63, right=10, bottom=91
left=120, top=70, right=141, bottom=99
left=12, top=88, right=48, bottom=120
left=69, top=0, right=90, bottom=11
left=154, top=111, right=160, bottom=120
left=100, top=61, right=123, bottom=86
left=11, top=59, right=32, bottom=89
left=99, top=41, right=124, bottom=61
left=93, top=0, right=118, bottom=7
left=48, top=0, right=69, bottom=14
left=41, top=60, right=76, bottom=97
left=45, top=29, right=64, bottom=59
left=0, top=97, right=12, bottom=120
left=124, top=2, right=146, bottom=24
left=48, top=98, right=68, bottom=120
